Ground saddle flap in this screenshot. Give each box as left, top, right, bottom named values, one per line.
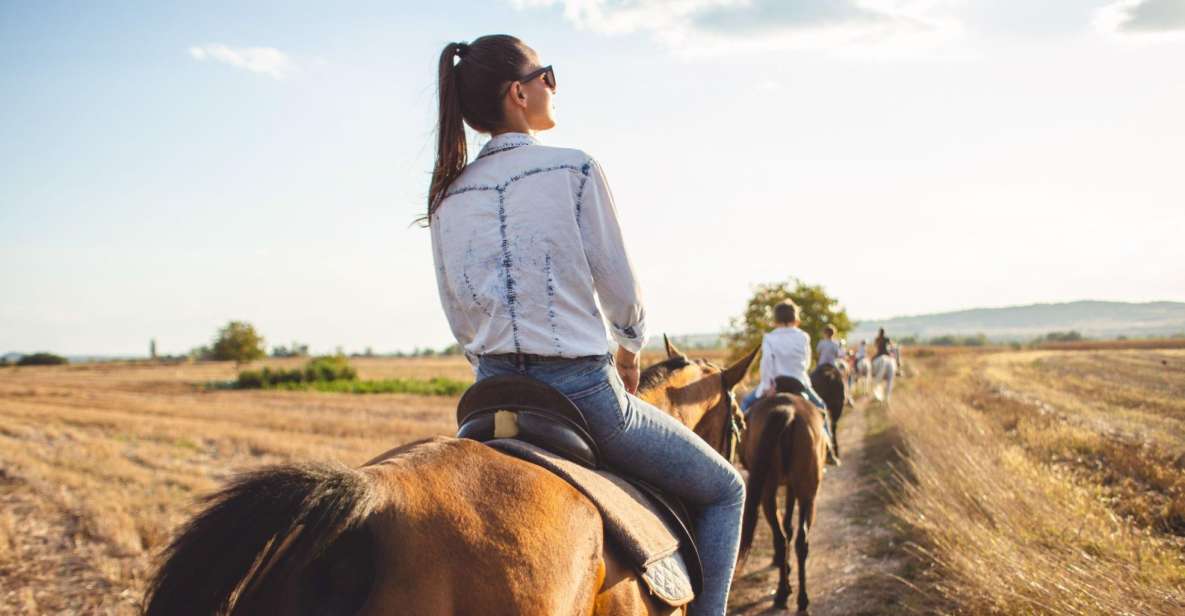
left=486, top=439, right=701, bottom=607
left=457, top=374, right=591, bottom=432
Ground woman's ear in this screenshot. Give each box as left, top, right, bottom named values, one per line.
left=509, top=82, right=528, bottom=108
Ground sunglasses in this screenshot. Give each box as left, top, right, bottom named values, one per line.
left=510, top=65, right=556, bottom=94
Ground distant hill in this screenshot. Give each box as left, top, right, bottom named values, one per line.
left=651, top=301, right=1185, bottom=349
left=849, top=301, right=1185, bottom=342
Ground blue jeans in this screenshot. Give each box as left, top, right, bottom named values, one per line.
left=476, top=354, right=744, bottom=616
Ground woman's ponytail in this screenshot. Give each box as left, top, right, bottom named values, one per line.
left=423, top=35, right=531, bottom=224
left=427, top=42, right=469, bottom=220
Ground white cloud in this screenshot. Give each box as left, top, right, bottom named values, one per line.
left=187, top=43, right=296, bottom=79
left=1095, top=0, right=1185, bottom=41
left=511, top=0, right=963, bottom=56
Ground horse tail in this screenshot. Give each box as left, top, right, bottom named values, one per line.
left=143, top=462, right=381, bottom=616
left=738, top=404, right=796, bottom=562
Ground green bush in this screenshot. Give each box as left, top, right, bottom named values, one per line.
left=17, top=352, right=69, bottom=366
left=236, top=369, right=265, bottom=388
left=303, top=355, right=356, bottom=382
left=286, top=377, right=468, bottom=396
left=235, top=356, right=357, bottom=389
left=230, top=354, right=466, bottom=396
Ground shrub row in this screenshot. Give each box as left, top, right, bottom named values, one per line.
left=233, top=356, right=467, bottom=396
left=266, top=377, right=468, bottom=396
left=236, top=356, right=357, bottom=389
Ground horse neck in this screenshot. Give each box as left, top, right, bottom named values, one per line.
left=638, top=377, right=726, bottom=453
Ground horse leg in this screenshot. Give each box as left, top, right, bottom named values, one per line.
left=831, top=411, right=842, bottom=459
left=773, top=486, right=795, bottom=609
left=794, top=501, right=812, bottom=614
left=763, top=482, right=786, bottom=569
left=791, top=488, right=820, bottom=611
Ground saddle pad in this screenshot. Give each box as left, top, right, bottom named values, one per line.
left=488, top=439, right=695, bottom=607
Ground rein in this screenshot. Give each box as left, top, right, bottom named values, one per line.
left=717, top=372, right=742, bottom=463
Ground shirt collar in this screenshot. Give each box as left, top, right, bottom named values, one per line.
left=476, top=132, right=538, bottom=160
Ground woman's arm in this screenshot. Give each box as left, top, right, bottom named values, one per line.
left=578, top=158, right=647, bottom=355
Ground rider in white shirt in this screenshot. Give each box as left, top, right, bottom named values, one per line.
left=740, top=301, right=838, bottom=463
left=815, top=326, right=842, bottom=368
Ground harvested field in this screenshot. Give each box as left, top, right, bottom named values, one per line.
left=3, top=348, right=1185, bottom=614
left=0, top=357, right=470, bottom=614
left=887, top=349, right=1185, bottom=615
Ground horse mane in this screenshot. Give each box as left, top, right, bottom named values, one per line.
left=142, top=463, right=380, bottom=616
left=637, top=355, right=692, bottom=393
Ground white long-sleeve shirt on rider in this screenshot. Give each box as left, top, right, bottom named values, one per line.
left=816, top=339, right=841, bottom=367
left=754, top=327, right=812, bottom=398
left=430, top=133, right=647, bottom=366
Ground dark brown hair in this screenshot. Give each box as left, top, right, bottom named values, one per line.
left=823, top=325, right=835, bottom=337
left=426, top=35, right=533, bottom=222
left=773, top=300, right=799, bottom=325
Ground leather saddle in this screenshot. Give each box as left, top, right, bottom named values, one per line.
left=456, top=374, right=703, bottom=600
left=774, top=375, right=808, bottom=396
left=456, top=374, right=601, bottom=467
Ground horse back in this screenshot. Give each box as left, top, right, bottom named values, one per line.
left=364, top=437, right=674, bottom=616
left=741, top=396, right=825, bottom=479
left=810, top=364, right=846, bottom=413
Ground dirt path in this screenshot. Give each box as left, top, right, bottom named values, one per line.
left=727, top=397, right=911, bottom=615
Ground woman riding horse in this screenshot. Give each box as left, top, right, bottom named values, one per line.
left=425, top=35, right=744, bottom=615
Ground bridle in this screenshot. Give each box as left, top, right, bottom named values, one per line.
left=716, top=372, right=744, bottom=463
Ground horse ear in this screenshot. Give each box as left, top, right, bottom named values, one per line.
left=721, top=345, right=760, bottom=390
left=664, top=334, right=685, bottom=359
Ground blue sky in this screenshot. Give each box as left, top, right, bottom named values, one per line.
left=2, top=1, right=1183, bottom=356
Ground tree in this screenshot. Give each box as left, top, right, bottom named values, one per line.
left=271, top=342, right=310, bottom=358
left=210, top=321, right=265, bottom=365
left=16, top=352, right=68, bottom=366
left=723, top=279, right=852, bottom=369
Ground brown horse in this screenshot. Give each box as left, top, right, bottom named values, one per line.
left=810, top=363, right=847, bottom=459
left=142, top=344, right=758, bottom=616
left=737, top=377, right=829, bottom=613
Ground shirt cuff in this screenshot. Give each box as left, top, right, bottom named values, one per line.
left=611, top=321, right=647, bottom=354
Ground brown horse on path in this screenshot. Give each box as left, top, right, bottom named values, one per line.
left=737, top=376, right=829, bottom=613
left=142, top=343, right=758, bottom=616
left=810, top=363, right=848, bottom=459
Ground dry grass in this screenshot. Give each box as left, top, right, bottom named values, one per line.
left=887, top=351, right=1185, bottom=614
left=6, top=347, right=1185, bottom=614
left=1032, top=339, right=1185, bottom=352
left=0, top=357, right=471, bottom=615
left=981, top=350, right=1185, bottom=536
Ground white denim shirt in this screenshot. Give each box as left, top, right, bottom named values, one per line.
left=430, top=133, right=647, bottom=364
left=816, top=338, right=841, bottom=367
left=755, top=327, right=812, bottom=397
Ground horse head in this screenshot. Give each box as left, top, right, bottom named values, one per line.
left=638, top=335, right=759, bottom=460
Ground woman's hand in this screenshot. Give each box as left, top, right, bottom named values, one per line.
left=615, top=347, right=640, bottom=394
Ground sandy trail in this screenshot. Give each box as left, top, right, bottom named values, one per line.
left=728, top=396, right=910, bottom=615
